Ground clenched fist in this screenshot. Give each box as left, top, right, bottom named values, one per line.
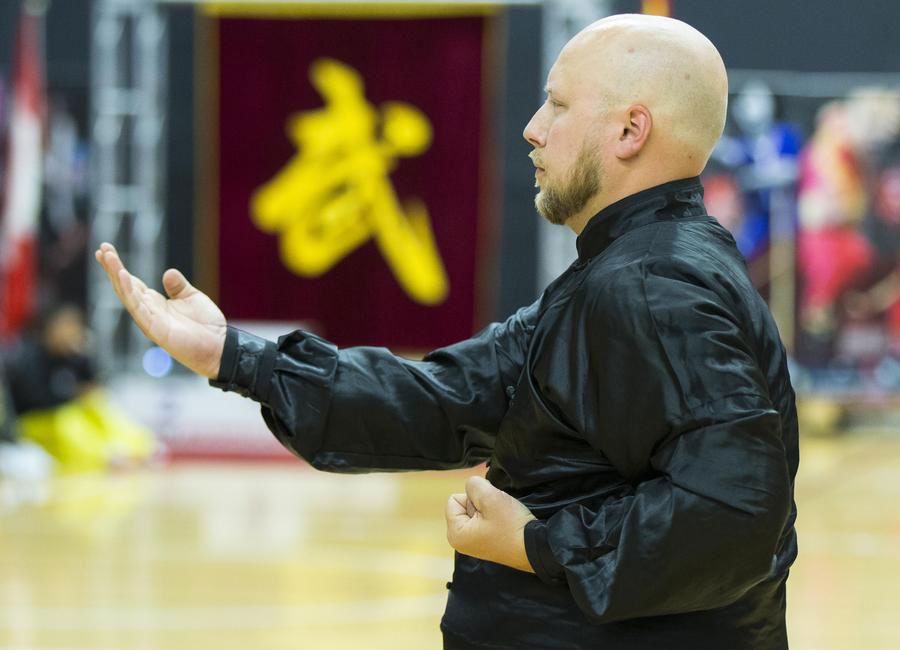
left=445, top=475, right=537, bottom=573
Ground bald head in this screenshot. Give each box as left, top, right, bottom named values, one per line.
left=523, top=14, right=728, bottom=232
left=565, top=14, right=728, bottom=170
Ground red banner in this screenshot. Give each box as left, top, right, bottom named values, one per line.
left=211, top=13, right=495, bottom=349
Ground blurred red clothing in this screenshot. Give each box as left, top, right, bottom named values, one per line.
left=797, top=227, right=873, bottom=308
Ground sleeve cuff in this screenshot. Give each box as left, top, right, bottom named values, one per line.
left=209, top=325, right=278, bottom=404
left=524, top=519, right=566, bottom=586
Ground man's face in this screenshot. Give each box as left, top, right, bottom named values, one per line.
left=523, top=53, right=606, bottom=226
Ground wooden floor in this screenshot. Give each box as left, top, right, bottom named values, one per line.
left=1, top=430, right=899, bottom=649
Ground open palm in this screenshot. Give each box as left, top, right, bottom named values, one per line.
left=95, top=243, right=227, bottom=378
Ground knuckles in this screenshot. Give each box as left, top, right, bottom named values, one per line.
left=445, top=520, right=464, bottom=549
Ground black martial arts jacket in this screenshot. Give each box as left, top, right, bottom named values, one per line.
left=212, top=177, right=798, bottom=649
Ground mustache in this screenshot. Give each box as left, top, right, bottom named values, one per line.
left=529, top=150, right=545, bottom=168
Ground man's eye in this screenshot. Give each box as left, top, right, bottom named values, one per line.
left=550, top=99, right=563, bottom=108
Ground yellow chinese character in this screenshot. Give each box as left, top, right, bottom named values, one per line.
left=251, top=58, right=449, bottom=306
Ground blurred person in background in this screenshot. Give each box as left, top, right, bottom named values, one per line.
left=4, top=300, right=156, bottom=472
left=711, top=80, right=801, bottom=265
left=845, top=89, right=900, bottom=361
left=96, top=14, right=797, bottom=650
left=0, top=362, right=54, bottom=481
left=796, top=88, right=900, bottom=372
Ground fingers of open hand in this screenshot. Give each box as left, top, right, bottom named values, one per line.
left=99, top=246, right=157, bottom=329
left=96, top=248, right=126, bottom=301
left=118, top=269, right=157, bottom=338
left=117, top=269, right=140, bottom=316
left=97, top=245, right=151, bottom=314
left=99, top=244, right=123, bottom=275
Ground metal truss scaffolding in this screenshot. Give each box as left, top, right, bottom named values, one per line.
left=88, top=0, right=167, bottom=374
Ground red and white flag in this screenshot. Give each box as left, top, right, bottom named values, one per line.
left=0, top=6, right=45, bottom=338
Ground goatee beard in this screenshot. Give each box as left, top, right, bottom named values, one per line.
left=535, top=147, right=603, bottom=226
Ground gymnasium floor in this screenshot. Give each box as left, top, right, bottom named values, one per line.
left=1, top=429, right=899, bottom=649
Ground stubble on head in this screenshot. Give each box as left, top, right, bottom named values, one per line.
left=534, top=143, right=604, bottom=226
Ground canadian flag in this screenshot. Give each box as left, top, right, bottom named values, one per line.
left=0, top=6, right=45, bottom=338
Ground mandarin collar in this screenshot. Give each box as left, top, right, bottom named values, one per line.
left=574, top=177, right=706, bottom=262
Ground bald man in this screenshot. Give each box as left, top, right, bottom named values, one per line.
left=96, top=14, right=797, bottom=650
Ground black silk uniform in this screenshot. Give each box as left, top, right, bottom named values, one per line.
left=212, top=178, right=798, bottom=649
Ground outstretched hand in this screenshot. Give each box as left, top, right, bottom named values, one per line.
left=94, top=243, right=227, bottom=379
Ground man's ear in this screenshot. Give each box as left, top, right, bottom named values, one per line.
left=615, top=105, right=652, bottom=160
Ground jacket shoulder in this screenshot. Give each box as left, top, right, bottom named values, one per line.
left=580, top=220, right=755, bottom=326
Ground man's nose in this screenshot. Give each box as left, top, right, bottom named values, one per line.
left=523, top=109, right=545, bottom=148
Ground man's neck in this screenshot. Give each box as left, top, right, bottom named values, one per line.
left=566, top=171, right=700, bottom=234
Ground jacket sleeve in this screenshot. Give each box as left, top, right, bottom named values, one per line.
left=523, top=269, right=792, bottom=623
left=210, top=300, right=538, bottom=472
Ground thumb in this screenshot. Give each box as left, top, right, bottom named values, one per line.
left=465, top=475, right=498, bottom=513
left=162, top=268, right=193, bottom=299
